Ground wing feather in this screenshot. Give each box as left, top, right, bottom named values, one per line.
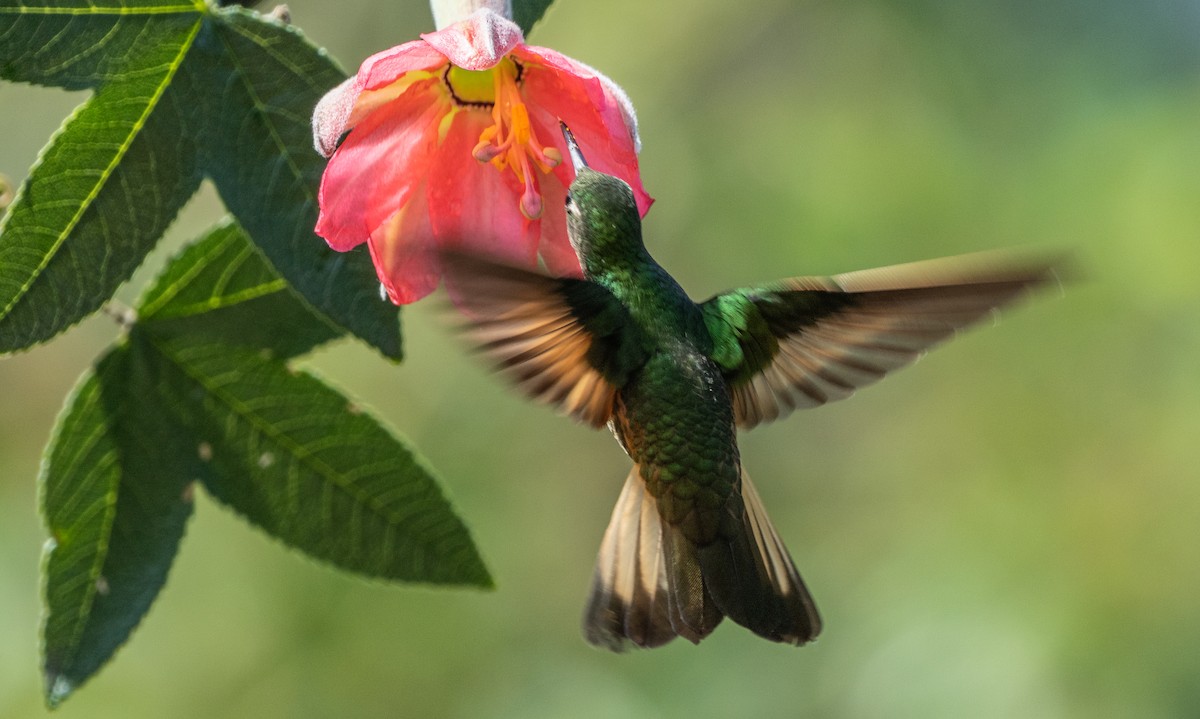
left=442, top=251, right=649, bottom=427
left=703, top=252, right=1060, bottom=428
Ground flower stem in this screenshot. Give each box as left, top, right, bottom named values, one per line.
left=429, top=0, right=513, bottom=30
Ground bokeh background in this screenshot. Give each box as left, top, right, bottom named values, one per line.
left=2, top=1, right=1199, bottom=717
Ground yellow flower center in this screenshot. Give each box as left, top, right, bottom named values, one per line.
left=445, top=58, right=561, bottom=219
left=445, top=65, right=496, bottom=105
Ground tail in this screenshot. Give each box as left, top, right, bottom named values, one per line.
left=584, top=465, right=821, bottom=650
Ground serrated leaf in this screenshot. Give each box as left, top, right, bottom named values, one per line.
left=132, top=331, right=490, bottom=586
left=512, top=0, right=555, bottom=35
left=188, top=9, right=402, bottom=360
left=38, top=212, right=476, bottom=704
left=41, top=347, right=199, bottom=706
left=41, top=356, right=121, bottom=704
left=138, top=217, right=340, bottom=358
left=0, top=2, right=202, bottom=90
left=0, top=17, right=203, bottom=352
left=0, top=3, right=402, bottom=357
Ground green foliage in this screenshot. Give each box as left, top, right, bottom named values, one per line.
left=512, top=0, right=555, bottom=35
left=0, top=10, right=203, bottom=353
left=2, top=1, right=506, bottom=708
left=40, top=353, right=129, bottom=706
left=184, top=9, right=401, bottom=358
left=138, top=218, right=340, bottom=358
left=38, top=221, right=488, bottom=706
left=0, top=1, right=401, bottom=358
left=149, top=337, right=490, bottom=588
left=41, top=349, right=199, bottom=708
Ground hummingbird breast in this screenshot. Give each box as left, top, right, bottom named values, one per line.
left=611, top=345, right=741, bottom=547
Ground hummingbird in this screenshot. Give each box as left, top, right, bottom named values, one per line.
left=440, top=123, right=1058, bottom=651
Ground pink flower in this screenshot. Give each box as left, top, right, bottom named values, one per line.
left=313, top=8, right=652, bottom=304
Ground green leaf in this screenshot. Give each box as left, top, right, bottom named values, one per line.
left=39, top=218, right=485, bottom=704
left=138, top=217, right=340, bottom=359
left=41, top=347, right=199, bottom=707
left=41, top=356, right=121, bottom=705
left=134, top=223, right=480, bottom=585
left=0, top=2, right=202, bottom=90
left=136, top=331, right=490, bottom=587
left=512, top=0, right=555, bottom=35
left=0, top=2, right=402, bottom=358
left=187, top=8, right=402, bottom=360
left=0, top=14, right=203, bottom=353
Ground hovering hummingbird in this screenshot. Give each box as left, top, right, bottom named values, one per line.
left=441, top=123, right=1057, bottom=651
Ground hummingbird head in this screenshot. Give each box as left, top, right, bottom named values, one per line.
left=560, top=122, right=645, bottom=273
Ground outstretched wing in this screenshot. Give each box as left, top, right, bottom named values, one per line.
left=441, top=251, right=651, bottom=427
left=699, top=252, right=1060, bottom=429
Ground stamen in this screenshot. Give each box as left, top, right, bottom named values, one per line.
left=472, top=142, right=504, bottom=162
left=462, top=58, right=560, bottom=220
left=520, top=183, right=543, bottom=219
left=532, top=146, right=562, bottom=173
left=472, top=126, right=505, bottom=161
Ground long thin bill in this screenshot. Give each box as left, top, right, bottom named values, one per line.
left=560, top=121, right=589, bottom=171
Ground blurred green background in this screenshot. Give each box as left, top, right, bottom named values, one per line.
left=2, top=0, right=1199, bottom=717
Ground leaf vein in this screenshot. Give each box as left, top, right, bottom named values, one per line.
left=0, top=17, right=202, bottom=322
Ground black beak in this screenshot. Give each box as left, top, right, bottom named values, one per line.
left=560, top=121, right=588, bottom=171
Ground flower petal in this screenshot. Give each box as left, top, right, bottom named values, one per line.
left=534, top=172, right=583, bottom=277
left=315, top=78, right=444, bottom=252
left=358, top=41, right=449, bottom=92
left=519, top=45, right=642, bottom=153
left=420, top=8, right=523, bottom=71
left=313, top=76, right=359, bottom=157
left=429, top=109, right=541, bottom=307
left=370, top=183, right=440, bottom=304
left=524, top=80, right=653, bottom=217
left=428, top=109, right=536, bottom=264
left=312, top=42, right=447, bottom=157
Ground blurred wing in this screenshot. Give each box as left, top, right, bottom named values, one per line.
left=700, top=252, right=1061, bottom=429
left=441, top=251, right=650, bottom=427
